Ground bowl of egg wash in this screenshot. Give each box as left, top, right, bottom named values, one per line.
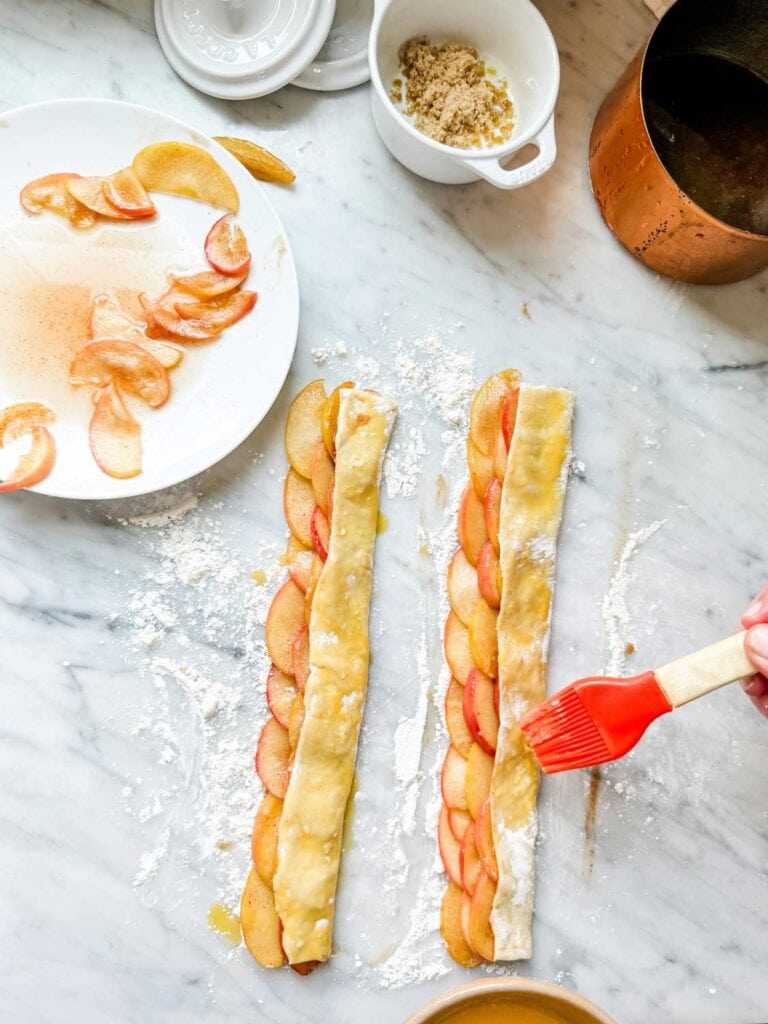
left=405, top=979, right=618, bottom=1024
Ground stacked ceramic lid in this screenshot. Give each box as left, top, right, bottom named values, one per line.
left=155, top=0, right=373, bottom=98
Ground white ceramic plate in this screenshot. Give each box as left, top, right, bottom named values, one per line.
left=292, top=0, right=373, bottom=91
left=0, top=98, right=299, bottom=501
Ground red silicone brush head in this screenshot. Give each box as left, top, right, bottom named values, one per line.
left=519, top=671, right=673, bottom=773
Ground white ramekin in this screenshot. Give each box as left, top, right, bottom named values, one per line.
left=369, top=0, right=560, bottom=188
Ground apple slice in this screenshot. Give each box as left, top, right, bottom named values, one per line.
left=438, top=803, right=463, bottom=886
left=476, top=798, right=498, bottom=882
left=501, top=385, right=520, bottom=450
left=172, top=287, right=257, bottom=330
left=310, top=506, right=330, bottom=561
left=90, top=294, right=182, bottom=370
left=492, top=428, right=508, bottom=482
left=469, top=370, right=521, bottom=457
left=291, top=625, right=310, bottom=693
left=468, top=870, right=496, bottom=961
left=460, top=822, right=482, bottom=896
left=461, top=889, right=475, bottom=954
left=255, top=716, right=291, bottom=798
left=251, top=792, right=282, bottom=886
left=132, top=141, right=239, bottom=212
left=464, top=668, right=499, bottom=756
left=484, top=478, right=502, bottom=555
left=290, top=961, right=319, bottom=976
left=304, top=556, right=323, bottom=624
left=265, top=578, right=305, bottom=676
left=468, top=599, right=499, bottom=680
left=466, top=743, right=495, bottom=820
left=458, top=483, right=488, bottom=566
left=240, top=866, right=286, bottom=968
left=310, top=441, right=334, bottom=516
left=283, top=468, right=315, bottom=548
left=493, top=681, right=500, bottom=719
left=204, top=213, right=251, bottom=275
left=285, top=380, right=327, bottom=479
left=444, top=611, right=475, bottom=687
left=171, top=267, right=247, bottom=299
left=441, top=882, right=482, bottom=968
left=476, top=541, right=501, bottom=610
left=70, top=339, right=170, bottom=408
left=284, top=537, right=317, bottom=594
left=102, top=167, right=156, bottom=217
left=141, top=293, right=222, bottom=342
left=447, top=548, right=481, bottom=626
left=467, top=437, right=494, bottom=501
left=441, top=745, right=468, bottom=812
left=65, top=175, right=136, bottom=219
left=19, top=173, right=97, bottom=229
left=448, top=808, right=472, bottom=844
left=321, top=381, right=355, bottom=458
left=288, top=692, right=305, bottom=751
left=0, top=405, right=56, bottom=492
left=213, top=136, right=296, bottom=184
left=266, top=664, right=297, bottom=729
left=88, top=383, right=141, bottom=479
left=445, top=677, right=473, bottom=758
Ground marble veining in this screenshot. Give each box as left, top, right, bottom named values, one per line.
left=1, top=1, right=767, bottom=1022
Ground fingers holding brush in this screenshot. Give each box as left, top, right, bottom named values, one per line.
left=740, top=583, right=768, bottom=718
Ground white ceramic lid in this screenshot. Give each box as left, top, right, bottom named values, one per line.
left=154, top=0, right=337, bottom=100
left=292, top=0, right=373, bottom=91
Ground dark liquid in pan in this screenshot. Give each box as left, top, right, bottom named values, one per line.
left=644, top=53, right=768, bottom=235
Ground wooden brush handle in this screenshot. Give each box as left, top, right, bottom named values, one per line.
left=655, top=631, right=755, bottom=708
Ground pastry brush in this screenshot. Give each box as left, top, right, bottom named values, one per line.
left=519, top=631, right=755, bottom=773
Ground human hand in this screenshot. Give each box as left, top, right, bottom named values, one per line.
left=741, top=583, right=768, bottom=718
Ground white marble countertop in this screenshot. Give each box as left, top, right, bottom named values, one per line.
left=2, top=2, right=767, bottom=1022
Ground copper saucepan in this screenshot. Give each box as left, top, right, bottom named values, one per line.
left=589, top=0, right=768, bottom=285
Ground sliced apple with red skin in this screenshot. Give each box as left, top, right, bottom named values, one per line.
left=464, top=667, right=499, bottom=756
left=501, top=385, right=520, bottom=450
left=88, top=383, right=141, bottom=480
left=310, top=441, right=334, bottom=516
left=291, top=624, right=310, bottom=693
left=443, top=611, right=475, bottom=687
left=291, top=961, right=320, bottom=976
left=288, top=691, right=305, bottom=751
left=447, top=548, right=481, bottom=626
left=266, top=663, right=297, bottom=729
left=476, top=797, right=498, bottom=882
left=240, top=866, right=286, bottom=968
left=438, top=803, right=463, bottom=886
left=310, top=505, right=330, bottom=561
left=484, top=477, right=502, bottom=555
left=466, top=743, right=495, bottom=820
left=445, top=677, right=474, bottom=758
left=265, top=578, right=305, bottom=675
left=441, top=745, right=469, bottom=812
left=283, top=468, right=315, bottom=547
left=171, top=267, right=247, bottom=299
left=173, top=287, right=257, bottom=329
left=469, top=369, right=521, bottom=458
left=476, top=541, right=501, bottom=611
left=102, top=167, right=156, bottom=217
left=141, top=293, right=222, bottom=343
left=65, top=174, right=137, bottom=219
left=457, top=482, right=488, bottom=566
left=90, top=294, right=182, bottom=370
left=70, top=339, right=170, bottom=408
left=460, top=821, right=483, bottom=897
left=204, top=213, right=251, bottom=275
left=251, top=792, right=282, bottom=885
left=133, top=141, right=239, bottom=213
left=468, top=869, right=496, bottom=961
left=284, top=539, right=318, bottom=594
left=321, top=381, right=355, bottom=458
left=468, top=599, right=499, bottom=679
left=255, top=716, right=291, bottom=798
left=285, top=380, right=328, bottom=479
left=467, top=437, right=494, bottom=501
left=304, top=556, right=323, bottom=625
left=0, top=409, right=56, bottom=492
left=441, top=882, right=482, bottom=968
left=448, top=808, right=472, bottom=844
left=0, top=402, right=55, bottom=442
left=19, top=173, right=97, bottom=229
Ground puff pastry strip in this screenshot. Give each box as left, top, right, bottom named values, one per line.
left=274, top=388, right=397, bottom=964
